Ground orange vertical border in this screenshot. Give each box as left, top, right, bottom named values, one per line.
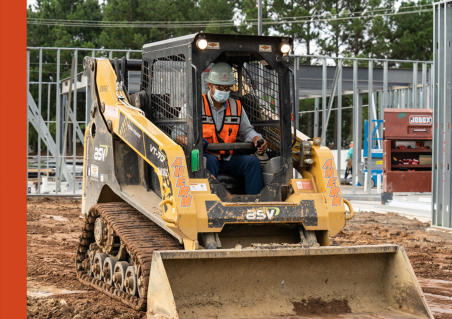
left=0, top=0, right=26, bottom=317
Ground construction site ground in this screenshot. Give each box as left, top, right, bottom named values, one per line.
left=27, top=197, right=452, bottom=319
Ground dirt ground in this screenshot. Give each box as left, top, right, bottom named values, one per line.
left=27, top=197, right=452, bottom=319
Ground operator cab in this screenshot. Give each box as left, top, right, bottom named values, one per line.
left=136, top=33, right=296, bottom=201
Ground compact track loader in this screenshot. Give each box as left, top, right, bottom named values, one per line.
left=76, top=33, right=433, bottom=318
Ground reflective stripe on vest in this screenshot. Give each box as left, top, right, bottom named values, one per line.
left=201, top=94, right=242, bottom=156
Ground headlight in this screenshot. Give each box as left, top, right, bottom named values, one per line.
left=196, top=38, right=208, bottom=50
left=280, top=42, right=291, bottom=55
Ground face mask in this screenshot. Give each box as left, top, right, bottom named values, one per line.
left=213, top=89, right=229, bottom=103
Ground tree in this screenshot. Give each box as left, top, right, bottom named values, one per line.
left=317, top=0, right=347, bottom=58
left=235, top=0, right=271, bottom=35
left=27, top=0, right=102, bottom=48
left=97, top=0, right=237, bottom=49
left=340, top=0, right=377, bottom=57
left=197, top=0, right=237, bottom=34
left=270, top=0, right=320, bottom=56
left=388, top=0, right=433, bottom=61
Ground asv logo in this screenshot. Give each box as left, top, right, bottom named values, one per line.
left=94, top=145, right=108, bottom=161
left=246, top=207, right=280, bottom=220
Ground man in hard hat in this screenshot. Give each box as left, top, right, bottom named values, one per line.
left=200, top=62, right=267, bottom=194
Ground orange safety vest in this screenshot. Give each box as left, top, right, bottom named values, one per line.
left=202, top=94, right=242, bottom=157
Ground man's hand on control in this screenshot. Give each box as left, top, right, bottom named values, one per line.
left=253, top=136, right=268, bottom=155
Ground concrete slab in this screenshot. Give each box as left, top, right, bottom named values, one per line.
left=349, top=200, right=432, bottom=223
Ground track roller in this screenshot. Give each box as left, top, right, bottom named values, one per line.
left=124, top=265, right=138, bottom=296
left=136, top=265, right=146, bottom=298
left=92, top=252, right=107, bottom=280
left=76, top=203, right=182, bottom=310
left=113, top=261, right=129, bottom=291
left=102, top=257, right=117, bottom=285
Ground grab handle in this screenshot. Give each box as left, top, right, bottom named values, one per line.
left=343, top=198, right=354, bottom=220
left=160, top=198, right=178, bottom=225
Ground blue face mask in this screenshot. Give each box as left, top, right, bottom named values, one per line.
left=213, top=89, right=229, bottom=103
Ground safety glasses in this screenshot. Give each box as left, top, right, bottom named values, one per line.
left=214, top=84, right=233, bottom=91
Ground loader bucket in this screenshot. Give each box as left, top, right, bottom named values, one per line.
left=147, top=244, right=433, bottom=319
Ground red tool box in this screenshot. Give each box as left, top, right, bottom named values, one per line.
left=383, top=109, right=432, bottom=193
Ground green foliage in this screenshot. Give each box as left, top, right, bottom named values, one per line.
left=97, top=0, right=237, bottom=49
left=388, top=0, right=433, bottom=61
left=317, top=0, right=346, bottom=57
left=235, top=0, right=270, bottom=35
left=27, top=0, right=102, bottom=47
left=270, top=0, right=320, bottom=56
left=98, top=0, right=195, bottom=49
left=27, top=0, right=434, bottom=61
left=197, top=0, right=237, bottom=34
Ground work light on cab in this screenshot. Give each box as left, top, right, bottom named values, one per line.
left=196, top=38, right=208, bottom=50
left=280, top=42, right=291, bottom=55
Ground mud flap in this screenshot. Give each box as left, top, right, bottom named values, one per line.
left=147, top=245, right=433, bottom=319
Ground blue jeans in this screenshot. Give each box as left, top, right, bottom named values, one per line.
left=205, top=153, right=264, bottom=194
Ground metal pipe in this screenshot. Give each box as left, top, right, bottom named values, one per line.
left=58, top=55, right=76, bottom=190
left=358, top=94, right=363, bottom=186
left=367, top=60, right=373, bottom=193
left=314, top=97, right=319, bottom=137
left=300, top=105, right=354, bottom=114
left=294, top=57, right=299, bottom=132
left=258, top=0, right=262, bottom=36
left=322, top=58, right=327, bottom=145
left=422, top=63, right=427, bottom=107
left=337, top=59, right=343, bottom=181
left=322, top=64, right=341, bottom=144
left=352, top=60, right=359, bottom=193
left=28, top=46, right=141, bottom=53
left=412, top=62, right=418, bottom=107
left=56, top=49, right=61, bottom=193
left=441, top=1, right=451, bottom=227
left=288, top=53, right=432, bottom=64
left=72, top=50, right=78, bottom=194
left=433, top=3, right=442, bottom=226
left=38, top=48, right=42, bottom=194
left=47, top=82, right=51, bottom=170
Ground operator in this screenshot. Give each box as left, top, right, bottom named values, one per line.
left=180, top=62, right=267, bottom=194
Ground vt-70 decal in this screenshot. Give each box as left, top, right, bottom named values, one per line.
left=117, top=112, right=173, bottom=205
left=205, top=200, right=318, bottom=228
left=118, top=112, right=168, bottom=170
left=118, top=113, right=145, bottom=156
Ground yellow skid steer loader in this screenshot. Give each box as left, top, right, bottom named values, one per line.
left=76, top=33, right=433, bottom=319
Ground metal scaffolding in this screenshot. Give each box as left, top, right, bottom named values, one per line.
left=294, top=56, right=434, bottom=194
left=26, top=47, right=433, bottom=198
left=432, top=0, right=452, bottom=228
left=27, top=47, right=141, bottom=195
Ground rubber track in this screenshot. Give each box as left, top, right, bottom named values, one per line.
left=76, top=202, right=182, bottom=310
